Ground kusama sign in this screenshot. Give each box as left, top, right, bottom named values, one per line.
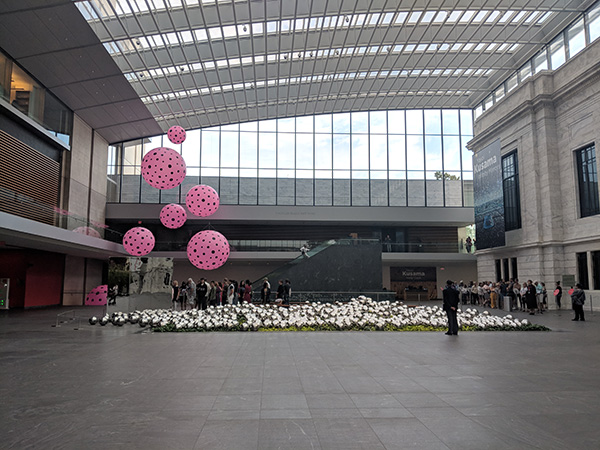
left=122, top=126, right=230, bottom=270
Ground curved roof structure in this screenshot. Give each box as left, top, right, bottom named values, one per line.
left=1, top=0, right=595, bottom=142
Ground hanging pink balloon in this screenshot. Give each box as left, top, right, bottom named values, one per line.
left=160, top=203, right=187, bottom=229
left=73, top=226, right=101, bottom=238
left=141, top=147, right=186, bottom=190
left=123, top=227, right=155, bottom=256
left=167, top=125, right=186, bottom=145
left=187, top=230, right=230, bottom=270
left=85, top=285, right=108, bottom=306
left=186, top=185, right=220, bottom=217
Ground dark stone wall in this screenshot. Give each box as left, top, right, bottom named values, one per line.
left=258, top=242, right=383, bottom=292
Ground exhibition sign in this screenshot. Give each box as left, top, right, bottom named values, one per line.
left=473, top=139, right=505, bottom=250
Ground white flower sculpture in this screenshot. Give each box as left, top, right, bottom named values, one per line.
left=94, top=296, right=544, bottom=332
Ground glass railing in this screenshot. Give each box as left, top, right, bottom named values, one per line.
left=382, top=242, right=476, bottom=254
left=0, top=186, right=123, bottom=241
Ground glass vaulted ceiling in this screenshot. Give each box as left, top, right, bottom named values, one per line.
left=75, top=0, right=594, bottom=131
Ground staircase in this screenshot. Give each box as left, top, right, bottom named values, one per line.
left=252, top=239, right=382, bottom=293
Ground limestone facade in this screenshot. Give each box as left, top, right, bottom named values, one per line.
left=469, top=38, right=600, bottom=305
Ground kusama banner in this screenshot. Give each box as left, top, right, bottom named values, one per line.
left=473, top=139, right=505, bottom=250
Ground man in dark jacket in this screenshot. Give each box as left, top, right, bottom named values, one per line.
left=443, top=279, right=460, bottom=335
left=571, top=283, right=586, bottom=321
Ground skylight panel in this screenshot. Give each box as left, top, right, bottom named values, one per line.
left=486, top=43, right=498, bottom=52
left=353, top=14, right=366, bottom=26
left=498, top=43, right=509, bottom=51
left=450, top=43, right=462, bottom=51
left=485, top=11, right=500, bottom=23
left=165, top=32, right=179, bottom=45
left=115, top=0, right=133, bottom=14
left=421, top=11, right=435, bottom=23
left=179, top=30, right=193, bottom=43
left=427, top=44, right=438, bottom=52
left=408, top=11, right=422, bottom=23
left=525, top=11, right=541, bottom=23
left=472, top=11, right=488, bottom=23
left=280, top=19, right=291, bottom=31
left=382, top=12, right=394, bottom=24
left=222, top=25, right=237, bottom=37
left=512, top=11, right=527, bottom=23
left=393, top=45, right=403, bottom=52
left=395, top=12, right=408, bottom=24
left=434, top=11, right=448, bottom=23
left=499, top=11, right=515, bottom=23
left=368, top=46, right=379, bottom=53
left=538, top=12, right=553, bottom=23
left=416, top=44, right=428, bottom=52
left=267, top=21, right=278, bottom=33
left=194, top=29, right=208, bottom=41
left=208, top=27, right=222, bottom=39
left=75, top=1, right=99, bottom=20
left=439, top=43, right=450, bottom=51
left=460, top=11, right=476, bottom=23
left=474, top=43, right=486, bottom=51
left=447, top=11, right=461, bottom=22
left=462, top=43, right=474, bottom=51
left=252, top=22, right=263, bottom=34
left=294, top=18, right=306, bottom=31
left=404, top=44, right=415, bottom=52
left=308, top=17, right=318, bottom=29
left=509, top=43, right=520, bottom=52
left=368, top=13, right=380, bottom=25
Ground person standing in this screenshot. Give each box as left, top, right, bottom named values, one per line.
left=207, top=281, right=217, bottom=307
left=197, top=277, right=209, bottom=310
left=383, top=234, right=392, bottom=252
left=243, top=279, right=252, bottom=303
left=179, top=281, right=187, bottom=310
left=442, top=280, right=460, bottom=336
left=216, top=282, right=223, bottom=306
left=465, top=236, right=472, bottom=253
left=571, top=283, right=586, bottom=321
left=525, top=280, right=537, bottom=315
left=283, top=279, right=291, bottom=305
left=276, top=280, right=285, bottom=304
left=171, top=280, right=180, bottom=311
left=227, top=280, right=236, bottom=305
left=554, top=281, right=562, bottom=309
left=261, top=281, right=271, bottom=304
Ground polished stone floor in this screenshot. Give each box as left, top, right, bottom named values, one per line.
left=1, top=304, right=598, bottom=449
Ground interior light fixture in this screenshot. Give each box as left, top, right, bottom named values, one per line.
left=345, top=16, right=350, bottom=22
left=243, top=25, right=248, bottom=32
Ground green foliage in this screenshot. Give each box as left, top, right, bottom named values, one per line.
left=434, top=171, right=460, bottom=181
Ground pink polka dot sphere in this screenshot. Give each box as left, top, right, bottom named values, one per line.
left=160, top=203, right=187, bottom=229
left=85, top=285, right=108, bottom=306
left=186, top=185, right=220, bottom=217
left=141, top=147, right=186, bottom=190
left=123, top=227, right=155, bottom=256
left=187, top=230, right=230, bottom=270
left=73, top=226, right=101, bottom=238
left=167, top=125, right=186, bottom=145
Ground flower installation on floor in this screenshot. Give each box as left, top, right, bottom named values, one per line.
left=90, top=297, right=549, bottom=332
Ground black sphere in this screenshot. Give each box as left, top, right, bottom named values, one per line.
left=89, top=316, right=98, bottom=325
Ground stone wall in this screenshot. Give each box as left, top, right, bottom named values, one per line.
left=469, top=38, right=600, bottom=303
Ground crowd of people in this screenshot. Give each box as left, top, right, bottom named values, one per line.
left=454, top=279, right=586, bottom=319
left=169, top=277, right=292, bottom=310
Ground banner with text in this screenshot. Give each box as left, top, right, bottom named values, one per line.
left=473, top=139, right=505, bottom=250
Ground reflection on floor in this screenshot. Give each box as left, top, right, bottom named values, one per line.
left=1, top=304, right=598, bottom=449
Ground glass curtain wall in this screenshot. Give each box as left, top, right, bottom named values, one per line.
left=109, top=109, right=474, bottom=207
